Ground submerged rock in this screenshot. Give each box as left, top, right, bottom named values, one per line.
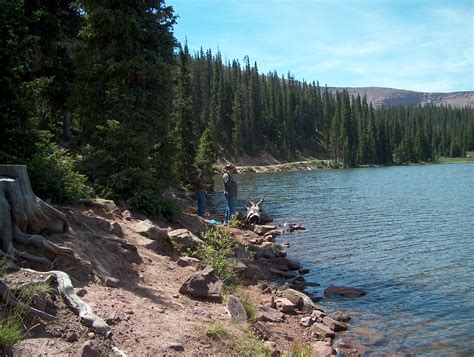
left=324, top=285, right=367, bottom=298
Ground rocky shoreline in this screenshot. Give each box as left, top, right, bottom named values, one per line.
left=8, top=194, right=368, bottom=356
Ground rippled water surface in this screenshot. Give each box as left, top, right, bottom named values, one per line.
left=213, top=163, right=474, bottom=355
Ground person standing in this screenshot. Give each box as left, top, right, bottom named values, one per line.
left=195, top=168, right=206, bottom=216
left=222, top=163, right=238, bottom=225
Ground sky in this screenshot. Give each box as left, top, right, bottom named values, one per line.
left=169, top=0, right=473, bottom=93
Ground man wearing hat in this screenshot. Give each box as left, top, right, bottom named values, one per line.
left=222, top=163, right=238, bottom=225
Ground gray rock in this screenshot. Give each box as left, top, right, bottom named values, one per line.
left=104, top=276, right=120, bottom=288
left=299, top=315, right=317, bottom=327
left=134, top=219, right=169, bottom=241
left=333, top=337, right=367, bottom=356
left=269, top=267, right=298, bottom=278
left=328, top=311, right=351, bottom=323
left=243, top=263, right=266, bottom=280
left=65, top=331, right=78, bottom=342
left=253, top=224, right=277, bottom=236
left=275, top=257, right=302, bottom=270
left=282, top=288, right=322, bottom=312
left=76, top=288, right=87, bottom=297
left=179, top=266, right=223, bottom=302
left=311, top=341, right=335, bottom=357
left=168, top=228, right=205, bottom=252
left=274, top=297, right=296, bottom=313
left=110, top=222, right=123, bottom=237
left=227, top=295, right=247, bottom=323
left=176, top=256, right=201, bottom=268
left=257, top=305, right=285, bottom=322
left=298, top=268, right=310, bottom=274
left=324, top=285, right=367, bottom=298
left=167, top=342, right=184, bottom=351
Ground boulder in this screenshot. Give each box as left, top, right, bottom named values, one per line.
left=253, top=224, right=277, bottom=236
left=282, top=289, right=323, bottom=312
left=299, top=315, right=317, bottom=327
left=322, top=315, right=349, bottom=332
left=274, top=297, right=296, bottom=313
left=242, top=264, right=266, bottom=280
left=311, top=322, right=335, bottom=339
left=324, top=285, right=367, bottom=298
left=269, top=267, right=298, bottom=279
left=168, top=228, right=205, bottom=252
left=274, top=257, right=302, bottom=270
left=333, top=337, right=367, bottom=356
left=257, top=305, right=285, bottom=322
left=134, top=219, right=169, bottom=241
left=328, top=311, right=351, bottom=323
left=104, top=276, right=120, bottom=288
left=311, top=341, right=335, bottom=357
left=179, top=266, right=223, bottom=302
left=227, top=295, right=247, bottom=323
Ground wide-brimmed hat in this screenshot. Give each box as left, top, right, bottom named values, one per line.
left=224, top=163, right=235, bottom=169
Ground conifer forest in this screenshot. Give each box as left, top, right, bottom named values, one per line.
left=1, top=1, right=473, bottom=216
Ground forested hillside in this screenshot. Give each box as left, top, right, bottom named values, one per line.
left=1, top=1, right=473, bottom=217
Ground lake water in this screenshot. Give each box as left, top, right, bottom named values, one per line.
left=212, top=163, right=474, bottom=355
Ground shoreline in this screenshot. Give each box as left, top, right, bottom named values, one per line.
left=230, top=157, right=474, bottom=174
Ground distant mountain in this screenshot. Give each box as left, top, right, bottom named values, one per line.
left=326, top=87, right=474, bottom=108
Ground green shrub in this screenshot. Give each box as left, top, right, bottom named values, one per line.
left=194, top=227, right=238, bottom=287
left=127, top=189, right=182, bottom=221
left=204, top=323, right=231, bottom=341
left=286, top=340, right=313, bottom=356
left=226, top=326, right=270, bottom=357
left=228, top=216, right=242, bottom=229
left=28, top=140, right=89, bottom=203
left=240, top=297, right=257, bottom=320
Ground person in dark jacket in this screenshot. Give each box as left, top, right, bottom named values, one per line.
left=195, top=168, right=206, bottom=216
left=222, top=163, right=238, bottom=224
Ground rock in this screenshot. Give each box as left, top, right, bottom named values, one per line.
left=311, top=322, right=335, bottom=339
left=274, top=297, right=296, bottom=313
left=311, top=309, right=326, bottom=320
left=192, top=306, right=211, bottom=318
left=75, top=288, right=87, bottom=297
left=134, top=219, right=170, bottom=241
left=106, top=312, right=121, bottom=325
left=122, top=209, right=132, bottom=220
left=324, top=285, right=367, bottom=298
left=269, top=267, right=298, bottom=278
left=176, top=256, right=201, bottom=268
left=322, top=315, right=349, bottom=332
left=288, top=224, right=305, bottom=232
left=104, top=276, right=120, bottom=288
left=298, top=268, right=310, bottom=274
left=302, top=281, right=320, bottom=287
left=299, top=316, right=317, bottom=327
left=87, top=332, right=96, bottom=339
left=274, top=257, right=302, bottom=271
left=328, top=311, right=351, bottom=323
left=91, top=198, right=119, bottom=212
left=167, top=343, right=184, bottom=351
left=243, top=263, right=266, bottom=280
left=234, top=260, right=247, bottom=272
left=79, top=341, right=101, bottom=357
left=281, top=289, right=322, bottom=312
left=255, top=242, right=276, bottom=260
left=253, top=224, right=277, bottom=236
left=257, top=305, right=285, bottom=322
left=227, top=295, right=247, bottom=323
left=179, top=266, right=223, bottom=302
left=168, top=228, right=205, bottom=252
left=110, top=222, right=123, bottom=237
left=65, top=331, right=78, bottom=342
left=333, top=337, right=367, bottom=356
left=311, top=341, right=335, bottom=357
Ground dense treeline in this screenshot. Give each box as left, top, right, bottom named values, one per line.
left=1, top=1, right=472, bottom=216
left=186, top=49, right=474, bottom=166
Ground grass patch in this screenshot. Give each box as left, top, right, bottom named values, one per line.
left=203, top=323, right=269, bottom=356
left=240, top=296, right=257, bottom=321
left=286, top=340, right=313, bottom=356
left=179, top=295, right=192, bottom=305
left=0, top=317, right=24, bottom=352
left=228, top=216, right=242, bottom=229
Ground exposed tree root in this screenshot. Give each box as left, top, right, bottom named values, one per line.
left=0, top=280, right=56, bottom=321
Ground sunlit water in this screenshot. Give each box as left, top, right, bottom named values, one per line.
left=212, top=163, right=474, bottom=355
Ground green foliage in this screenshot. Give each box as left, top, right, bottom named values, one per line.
left=29, top=141, right=89, bottom=203
left=0, top=317, right=24, bottom=353
left=194, top=227, right=238, bottom=287
left=195, top=127, right=218, bottom=190
left=240, top=296, right=257, bottom=320
left=204, top=323, right=231, bottom=341
left=228, top=216, right=242, bottom=229
left=17, top=282, right=53, bottom=306
left=226, top=326, right=270, bottom=357
left=127, top=189, right=181, bottom=221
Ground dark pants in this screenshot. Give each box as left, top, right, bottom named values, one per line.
left=224, top=195, right=236, bottom=223
left=197, top=191, right=206, bottom=216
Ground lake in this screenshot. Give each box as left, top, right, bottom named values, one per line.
left=212, top=163, right=474, bottom=355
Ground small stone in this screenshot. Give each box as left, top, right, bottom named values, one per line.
left=65, top=331, right=78, bottom=342
left=173, top=293, right=180, bottom=298
left=168, top=342, right=184, bottom=351
left=104, top=276, right=120, bottom=288
left=79, top=341, right=100, bottom=357
left=122, top=210, right=132, bottom=220
left=76, top=288, right=88, bottom=297
left=192, top=306, right=211, bottom=318
left=299, top=316, right=316, bottom=327
left=125, top=310, right=134, bottom=315
left=87, top=332, right=96, bottom=339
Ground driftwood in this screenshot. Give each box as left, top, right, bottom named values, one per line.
left=0, top=165, right=111, bottom=338
left=245, top=198, right=273, bottom=224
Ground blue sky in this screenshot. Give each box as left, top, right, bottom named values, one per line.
left=169, top=0, right=473, bottom=93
